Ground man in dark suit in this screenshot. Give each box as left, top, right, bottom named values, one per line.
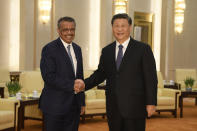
left=39, top=16, right=85, bottom=131
left=83, top=13, right=158, bottom=131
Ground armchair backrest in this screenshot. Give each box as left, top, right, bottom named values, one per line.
left=84, top=70, right=93, bottom=79
left=175, top=68, right=197, bottom=89
left=19, top=71, right=44, bottom=93
left=0, top=67, right=10, bottom=84
left=157, top=71, right=164, bottom=89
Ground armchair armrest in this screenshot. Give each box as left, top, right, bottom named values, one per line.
left=161, top=88, right=181, bottom=97
left=0, top=98, right=19, bottom=129
left=0, top=98, right=20, bottom=111
left=159, top=88, right=181, bottom=110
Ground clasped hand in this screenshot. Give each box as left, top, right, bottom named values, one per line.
left=74, top=79, right=85, bottom=94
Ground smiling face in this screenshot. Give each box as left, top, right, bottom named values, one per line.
left=112, top=18, right=132, bottom=44
left=57, top=21, right=75, bottom=44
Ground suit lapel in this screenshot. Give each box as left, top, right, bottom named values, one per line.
left=118, top=38, right=135, bottom=72
left=72, top=43, right=80, bottom=77
left=57, top=38, right=75, bottom=76
left=110, top=42, right=117, bottom=72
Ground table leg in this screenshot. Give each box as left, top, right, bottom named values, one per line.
left=22, top=107, right=25, bottom=128
left=17, top=105, right=25, bottom=131
left=17, top=106, right=22, bottom=131
left=180, top=95, right=183, bottom=118
left=195, top=97, right=197, bottom=105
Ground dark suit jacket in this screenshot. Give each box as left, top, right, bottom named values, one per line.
left=85, top=37, right=157, bottom=118
left=39, top=38, right=85, bottom=115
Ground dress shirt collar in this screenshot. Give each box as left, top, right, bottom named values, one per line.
left=116, top=37, right=130, bottom=49
left=60, top=37, right=73, bottom=48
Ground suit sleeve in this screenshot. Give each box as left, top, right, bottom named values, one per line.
left=142, top=44, right=158, bottom=105
left=80, top=92, right=85, bottom=106
left=78, top=47, right=85, bottom=106
left=85, top=49, right=107, bottom=90
left=40, top=46, right=74, bottom=92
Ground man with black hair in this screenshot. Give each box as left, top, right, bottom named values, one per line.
left=84, top=13, right=158, bottom=131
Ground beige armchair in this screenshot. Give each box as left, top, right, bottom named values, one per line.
left=175, top=68, right=197, bottom=90
left=82, top=88, right=106, bottom=122
left=19, top=71, right=44, bottom=120
left=81, top=70, right=106, bottom=122
left=156, top=71, right=180, bottom=117
left=0, top=98, right=19, bottom=131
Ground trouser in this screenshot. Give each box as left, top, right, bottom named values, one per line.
left=107, top=113, right=146, bottom=131
left=43, top=98, right=80, bottom=131
left=107, top=97, right=146, bottom=131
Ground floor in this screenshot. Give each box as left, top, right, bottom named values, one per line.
left=21, top=98, right=197, bottom=131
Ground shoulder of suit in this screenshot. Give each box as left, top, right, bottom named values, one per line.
left=101, top=38, right=150, bottom=50
left=132, top=38, right=150, bottom=49
left=102, top=41, right=116, bottom=52
left=42, top=38, right=60, bottom=52
left=72, top=42, right=81, bottom=49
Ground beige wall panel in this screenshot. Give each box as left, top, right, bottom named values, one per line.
left=174, top=0, right=197, bottom=70
left=100, top=0, right=113, bottom=49
left=20, top=0, right=35, bottom=70
left=132, top=0, right=152, bottom=13
left=0, top=0, right=10, bottom=68
left=53, top=0, right=91, bottom=70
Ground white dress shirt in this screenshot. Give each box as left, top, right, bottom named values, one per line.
left=115, top=37, right=130, bottom=60
left=60, top=38, right=77, bottom=76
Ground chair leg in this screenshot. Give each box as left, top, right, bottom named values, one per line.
left=173, top=110, right=177, bottom=118
left=81, top=114, right=85, bottom=123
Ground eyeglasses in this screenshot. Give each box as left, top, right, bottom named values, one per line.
left=62, top=28, right=75, bottom=33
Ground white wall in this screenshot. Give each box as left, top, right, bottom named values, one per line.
left=131, top=0, right=152, bottom=13
left=20, top=0, right=35, bottom=70
left=20, top=0, right=162, bottom=70
left=4, top=0, right=197, bottom=76
left=160, top=0, right=197, bottom=80
left=174, top=0, right=197, bottom=71
left=54, top=0, right=92, bottom=70
left=100, top=0, right=113, bottom=48
left=129, top=0, right=162, bottom=71
left=0, top=0, right=10, bottom=68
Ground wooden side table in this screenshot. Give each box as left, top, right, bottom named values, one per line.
left=17, top=98, right=43, bottom=131
left=164, top=83, right=181, bottom=90
left=179, top=91, right=197, bottom=118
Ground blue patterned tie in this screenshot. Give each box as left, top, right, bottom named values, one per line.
left=116, top=45, right=123, bottom=70
left=67, top=45, right=75, bottom=73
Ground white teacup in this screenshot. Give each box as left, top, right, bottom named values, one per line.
left=170, top=80, right=174, bottom=85
left=33, top=90, right=38, bottom=97
left=16, top=92, right=22, bottom=100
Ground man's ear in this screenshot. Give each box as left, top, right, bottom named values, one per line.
left=130, top=25, right=132, bottom=31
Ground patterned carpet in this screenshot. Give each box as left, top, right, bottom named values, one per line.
left=22, top=98, right=197, bottom=131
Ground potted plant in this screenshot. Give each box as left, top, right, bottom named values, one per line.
left=184, top=77, right=195, bottom=91
left=6, top=81, right=22, bottom=97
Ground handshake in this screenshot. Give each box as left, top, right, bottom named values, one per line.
left=74, top=79, right=85, bottom=94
